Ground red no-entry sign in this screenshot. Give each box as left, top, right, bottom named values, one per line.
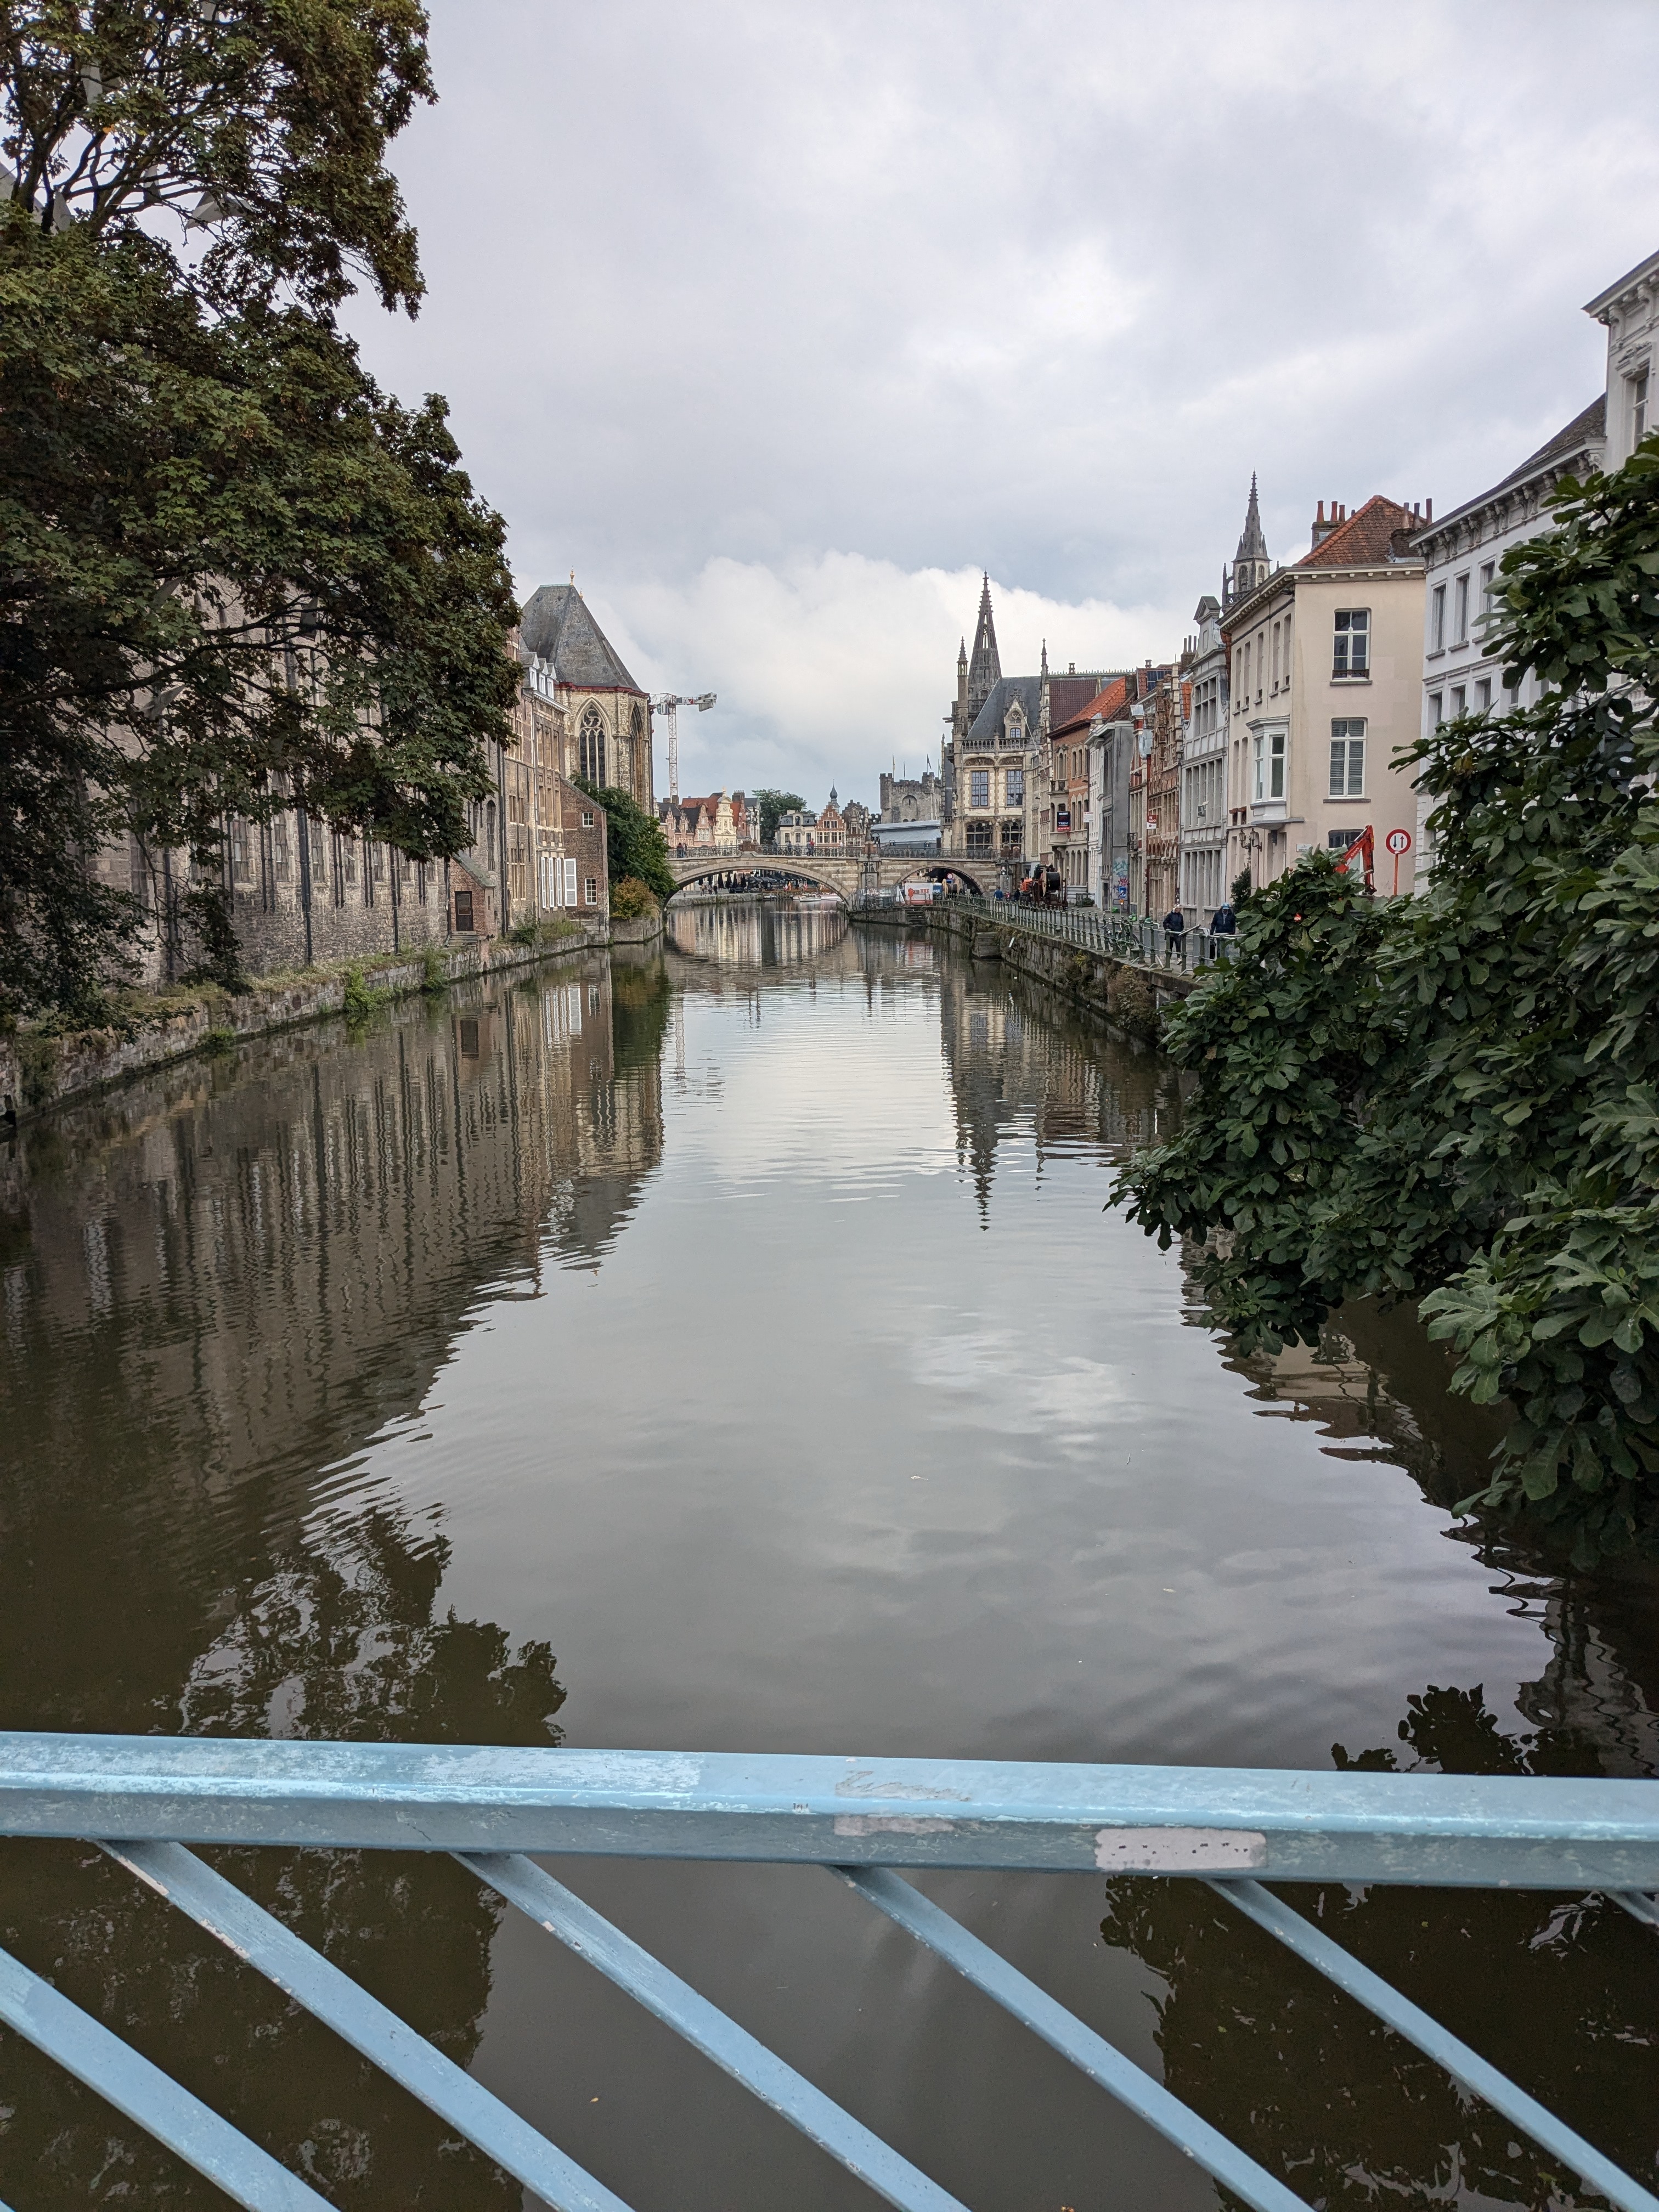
left=1385, top=826, right=1413, bottom=894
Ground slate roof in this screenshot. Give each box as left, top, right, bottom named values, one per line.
left=964, top=675, right=1041, bottom=750
left=519, top=584, right=645, bottom=692
left=1050, top=675, right=1128, bottom=739
left=1420, top=397, right=1607, bottom=545
left=1295, top=494, right=1421, bottom=569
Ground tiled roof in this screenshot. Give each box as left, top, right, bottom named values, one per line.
left=1047, top=672, right=1118, bottom=728
left=1295, top=494, right=1421, bottom=569
left=1050, top=676, right=1127, bottom=739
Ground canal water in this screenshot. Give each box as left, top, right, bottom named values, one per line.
left=3, top=904, right=1658, bottom=2209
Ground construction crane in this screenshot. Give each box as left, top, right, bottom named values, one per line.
left=650, top=692, right=716, bottom=805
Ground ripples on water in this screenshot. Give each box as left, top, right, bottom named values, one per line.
left=1, top=901, right=1657, bottom=2208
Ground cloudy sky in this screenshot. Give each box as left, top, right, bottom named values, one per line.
left=345, top=1, right=1659, bottom=809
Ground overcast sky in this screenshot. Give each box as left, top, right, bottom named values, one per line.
left=345, top=1, right=1659, bottom=810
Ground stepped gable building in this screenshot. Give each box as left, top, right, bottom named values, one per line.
left=660, top=791, right=751, bottom=855
left=519, top=583, right=655, bottom=810
left=1222, top=490, right=1428, bottom=897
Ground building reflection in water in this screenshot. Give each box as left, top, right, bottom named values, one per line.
left=0, top=953, right=663, bottom=2208
left=934, top=953, right=1183, bottom=1221
left=667, top=893, right=850, bottom=969
left=3, top=930, right=1659, bottom=2206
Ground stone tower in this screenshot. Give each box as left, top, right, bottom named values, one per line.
left=967, top=573, right=1001, bottom=723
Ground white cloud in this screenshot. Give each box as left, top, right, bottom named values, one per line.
left=344, top=0, right=1659, bottom=801
left=594, top=556, right=1169, bottom=807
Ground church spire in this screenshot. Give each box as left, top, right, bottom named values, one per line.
left=967, top=572, right=1001, bottom=719
left=1227, top=474, right=1272, bottom=603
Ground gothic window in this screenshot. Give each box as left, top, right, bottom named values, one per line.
left=1005, top=767, right=1024, bottom=805
left=969, top=769, right=990, bottom=808
left=966, top=820, right=994, bottom=855
left=579, top=704, right=607, bottom=785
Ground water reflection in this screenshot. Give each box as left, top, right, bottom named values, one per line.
left=667, top=894, right=849, bottom=967
left=2, top=1499, right=560, bottom=2208
left=2, top=932, right=1659, bottom=2208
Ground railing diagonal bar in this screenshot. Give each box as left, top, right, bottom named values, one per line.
left=1612, top=1889, right=1659, bottom=1931
left=460, top=1850, right=967, bottom=2212
left=833, top=1865, right=1312, bottom=2212
left=99, top=1840, right=635, bottom=2212
left=0, top=1939, right=329, bottom=2212
left=1208, top=1877, right=1659, bottom=2212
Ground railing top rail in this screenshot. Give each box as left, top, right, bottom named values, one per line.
left=9, top=1737, right=1659, bottom=2212
left=4, top=1736, right=1658, bottom=1883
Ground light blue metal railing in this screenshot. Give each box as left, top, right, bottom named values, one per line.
left=3, top=1736, right=1657, bottom=2212
left=853, top=894, right=1237, bottom=974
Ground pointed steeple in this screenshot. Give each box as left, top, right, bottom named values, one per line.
left=1235, top=473, right=1268, bottom=563
left=967, top=573, right=1001, bottom=719
left=1227, top=475, right=1272, bottom=603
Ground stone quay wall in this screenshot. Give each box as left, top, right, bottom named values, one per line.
left=3, top=910, right=664, bottom=1125
left=853, top=904, right=1195, bottom=1043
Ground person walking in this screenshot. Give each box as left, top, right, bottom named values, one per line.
left=1163, top=904, right=1187, bottom=963
left=1211, top=899, right=1236, bottom=937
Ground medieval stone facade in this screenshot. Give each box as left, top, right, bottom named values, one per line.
left=518, top=583, right=656, bottom=811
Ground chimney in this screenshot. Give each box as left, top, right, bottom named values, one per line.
left=1425, top=496, right=1432, bottom=523
left=1310, top=498, right=1342, bottom=551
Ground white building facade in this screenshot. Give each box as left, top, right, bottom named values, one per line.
left=1410, top=243, right=1656, bottom=879
left=1180, top=595, right=1229, bottom=924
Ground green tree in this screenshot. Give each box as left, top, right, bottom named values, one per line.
left=1, top=4, right=517, bottom=1020
left=573, top=777, right=676, bottom=904
left=1, top=0, right=431, bottom=315
left=1111, top=434, right=1659, bottom=1560
left=752, top=787, right=805, bottom=846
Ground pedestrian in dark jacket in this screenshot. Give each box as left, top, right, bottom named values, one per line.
left=1211, top=900, right=1237, bottom=936
left=1163, top=905, right=1187, bottom=961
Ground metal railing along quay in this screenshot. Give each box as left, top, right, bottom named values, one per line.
left=852, top=894, right=1237, bottom=975
left=3, top=1735, right=1658, bottom=2211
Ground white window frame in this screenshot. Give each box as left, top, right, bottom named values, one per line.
left=563, top=856, right=578, bottom=904
left=1328, top=719, right=1365, bottom=798
left=1453, top=574, right=1469, bottom=646
left=1333, top=608, right=1369, bottom=678
left=1430, top=584, right=1446, bottom=653
left=1252, top=727, right=1286, bottom=800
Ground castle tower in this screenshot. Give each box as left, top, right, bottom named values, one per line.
left=1226, top=475, right=1272, bottom=605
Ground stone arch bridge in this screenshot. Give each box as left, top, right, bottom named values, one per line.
left=665, top=854, right=993, bottom=904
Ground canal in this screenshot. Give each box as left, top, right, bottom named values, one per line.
left=2, top=904, right=1658, bottom=2209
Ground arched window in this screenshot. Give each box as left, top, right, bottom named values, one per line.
left=579, top=704, right=606, bottom=785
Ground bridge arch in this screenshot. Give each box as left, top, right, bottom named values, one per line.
left=664, top=857, right=851, bottom=906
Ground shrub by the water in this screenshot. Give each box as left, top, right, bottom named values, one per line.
left=610, top=877, right=659, bottom=921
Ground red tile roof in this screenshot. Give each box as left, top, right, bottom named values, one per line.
left=1296, top=494, right=1420, bottom=569
left=1049, top=675, right=1127, bottom=738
